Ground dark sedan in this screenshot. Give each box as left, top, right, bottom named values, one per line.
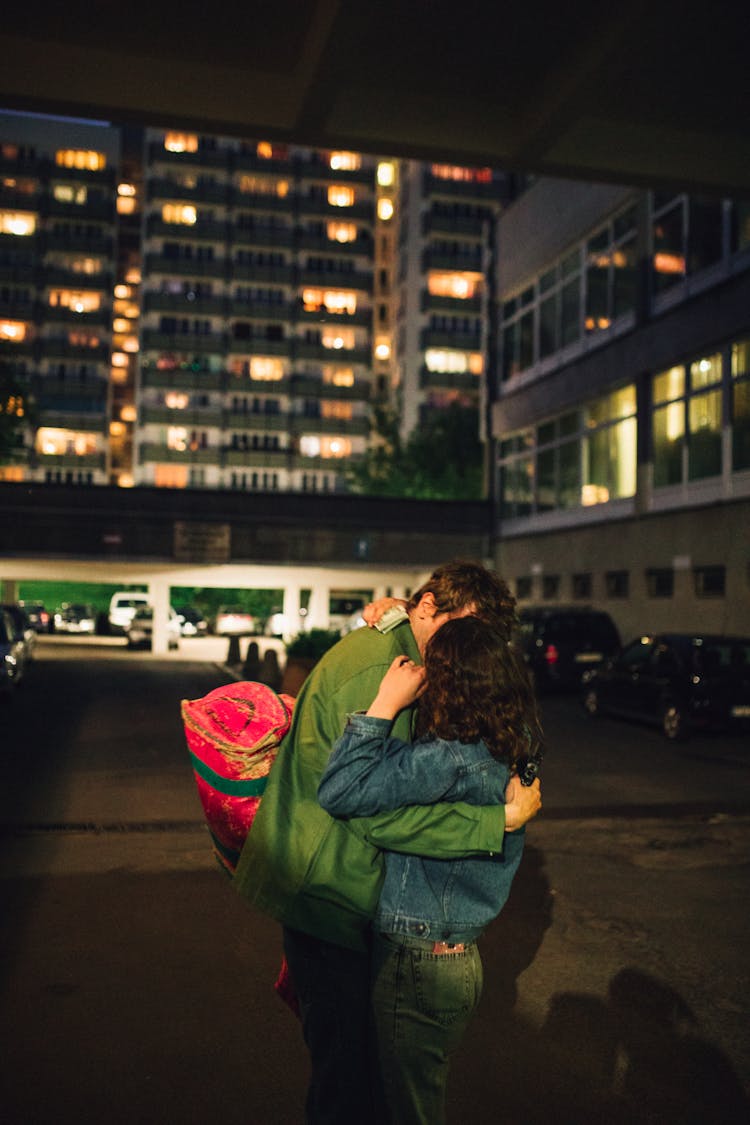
left=582, top=633, right=750, bottom=740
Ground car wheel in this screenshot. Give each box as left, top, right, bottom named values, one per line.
left=662, top=703, right=689, bottom=741
left=583, top=687, right=600, bottom=717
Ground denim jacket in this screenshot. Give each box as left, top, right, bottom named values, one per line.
left=318, top=713, right=525, bottom=944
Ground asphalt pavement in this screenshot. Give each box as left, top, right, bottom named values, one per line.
left=1, top=639, right=749, bottom=1124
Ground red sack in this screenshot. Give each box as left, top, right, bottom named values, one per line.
left=181, top=681, right=295, bottom=874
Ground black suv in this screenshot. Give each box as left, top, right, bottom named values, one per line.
left=519, top=606, right=621, bottom=692
left=582, top=633, right=750, bottom=740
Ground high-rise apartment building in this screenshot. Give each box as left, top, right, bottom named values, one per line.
left=1, top=111, right=513, bottom=493
left=395, top=160, right=512, bottom=436
left=491, top=178, right=750, bottom=637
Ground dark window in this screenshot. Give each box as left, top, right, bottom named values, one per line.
left=542, top=574, right=560, bottom=599
left=646, top=568, right=674, bottom=598
left=693, top=565, right=725, bottom=597
left=605, top=570, right=629, bottom=598
left=516, top=576, right=532, bottom=599
left=572, top=572, right=592, bottom=599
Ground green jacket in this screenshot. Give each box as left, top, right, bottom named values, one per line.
left=233, top=620, right=506, bottom=950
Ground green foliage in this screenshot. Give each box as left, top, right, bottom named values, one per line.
left=347, top=403, right=485, bottom=500
left=285, top=628, right=341, bottom=661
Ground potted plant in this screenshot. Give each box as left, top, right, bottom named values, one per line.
left=281, top=628, right=341, bottom=695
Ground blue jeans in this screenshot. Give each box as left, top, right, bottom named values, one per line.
left=282, top=926, right=384, bottom=1125
left=371, top=931, right=483, bottom=1125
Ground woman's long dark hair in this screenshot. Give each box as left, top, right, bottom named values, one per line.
left=415, top=616, right=543, bottom=769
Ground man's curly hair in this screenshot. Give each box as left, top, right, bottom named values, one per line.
left=415, top=616, right=542, bottom=769
left=406, top=559, right=518, bottom=641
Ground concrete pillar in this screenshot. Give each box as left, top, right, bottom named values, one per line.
left=281, top=582, right=302, bottom=640
left=149, top=580, right=171, bottom=654
left=1, top=579, right=19, bottom=602
left=306, top=585, right=328, bottom=630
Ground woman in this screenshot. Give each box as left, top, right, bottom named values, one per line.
left=318, top=615, right=542, bottom=1124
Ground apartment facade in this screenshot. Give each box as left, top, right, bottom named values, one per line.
left=491, top=178, right=750, bottom=638
left=395, top=161, right=512, bottom=436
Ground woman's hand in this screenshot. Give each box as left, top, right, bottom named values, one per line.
left=362, top=596, right=408, bottom=627
left=366, top=656, right=427, bottom=720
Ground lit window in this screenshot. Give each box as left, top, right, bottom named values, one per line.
left=425, top=349, right=483, bottom=374
left=328, top=185, right=355, bottom=207
left=49, top=289, right=101, bottom=313
left=154, top=464, right=188, bottom=487
left=329, top=152, right=361, bottom=171
left=431, top=164, right=492, bottom=183
left=167, top=426, right=189, bottom=451
left=322, top=326, right=355, bottom=350
left=375, top=338, right=391, bottom=360
left=116, top=472, right=135, bottom=488
left=323, top=365, right=354, bottom=387
left=55, top=149, right=106, bottom=171
left=653, top=252, right=686, bottom=276
left=256, top=141, right=288, bottom=160
left=125, top=267, right=141, bottom=284
left=162, top=203, right=197, bottom=225
left=68, top=329, right=101, bottom=347
left=118, top=183, right=136, bottom=198
left=299, top=435, right=352, bottom=458
left=114, top=285, right=132, bottom=300
left=165, top=391, right=189, bottom=409
left=53, top=183, right=88, bottom=205
left=0, top=320, right=28, bottom=342
left=428, top=271, right=482, bottom=299
left=323, top=291, right=356, bottom=315
left=117, top=197, right=136, bottom=215
left=111, top=352, right=128, bottom=368
left=36, top=427, right=98, bottom=456
left=237, top=174, right=289, bottom=197
left=112, top=317, right=129, bottom=334
left=377, top=162, right=395, bottom=187
left=164, top=133, right=198, bottom=154
left=109, top=421, right=126, bottom=437
left=71, top=257, right=103, bottom=275
left=0, top=210, right=36, bottom=236
left=327, top=221, right=357, bottom=243
left=377, top=198, right=394, bottom=221
left=120, top=404, right=137, bottom=422
left=250, top=356, right=284, bottom=381
left=321, top=401, right=353, bottom=419
left=122, top=337, right=139, bottom=353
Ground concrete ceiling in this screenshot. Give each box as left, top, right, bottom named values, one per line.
left=1, top=1, right=748, bottom=195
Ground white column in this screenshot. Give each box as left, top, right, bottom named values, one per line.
left=306, top=585, right=329, bottom=630
left=281, top=582, right=302, bottom=640
left=149, top=581, right=171, bottom=654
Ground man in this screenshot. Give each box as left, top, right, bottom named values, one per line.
left=233, top=560, right=542, bottom=1123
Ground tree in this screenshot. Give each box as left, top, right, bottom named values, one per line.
left=347, top=402, right=485, bottom=500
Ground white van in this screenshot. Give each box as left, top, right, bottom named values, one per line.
left=108, top=592, right=150, bottom=635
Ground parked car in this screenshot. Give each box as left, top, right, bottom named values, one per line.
left=174, top=606, right=208, bottom=637
left=519, top=606, right=621, bottom=691
left=213, top=605, right=256, bottom=636
left=0, top=607, right=24, bottom=695
left=126, top=606, right=181, bottom=650
left=582, top=632, right=750, bottom=740
left=0, top=603, right=36, bottom=666
left=19, top=600, right=52, bottom=633
left=108, top=591, right=150, bottom=635
left=54, top=603, right=97, bottom=634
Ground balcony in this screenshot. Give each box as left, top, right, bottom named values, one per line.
left=35, top=376, right=109, bottom=399
left=147, top=217, right=229, bottom=242
left=35, top=409, right=107, bottom=431
left=299, top=199, right=374, bottom=223
left=421, top=249, right=483, bottom=272
left=419, top=368, right=481, bottom=393
left=145, top=254, right=228, bottom=279
left=297, top=306, right=372, bottom=328
left=231, top=225, right=294, bottom=249
left=140, top=366, right=225, bottom=391
left=147, top=177, right=230, bottom=205
left=140, top=405, right=224, bottom=427
left=230, top=262, right=294, bottom=284
left=0, top=261, right=37, bottom=284
left=297, top=266, right=372, bottom=292
left=44, top=267, right=112, bottom=290
left=229, top=188, right=296, bottom=213
left=35, top=451, right=106, bottom=470
left=288, top=413, right=368, bottom=437
left=296, top=231, right=372, bottom=256
left=148, top=142, right=230, bottom=169
left=221, top=446, right=290, bottom=468
left=422, top=213, right=486, bottom=238
left=226, top=336, right=290, bottom=356
left=39, top=338, right=110, bottom=360
left=228, top=298, right=294, bottom=320
left=42, top=305, right=111, bottom=327
left=419, top=328, right=482, bottom=351
left=44, top=196, right=115, bottom=222
left=423, top=171, right=505, bottom=201
left=223, top=410, right=289, bottom=432
left=293, top=340, right=371, bottom=365
left=43, top=231, right=114, bottom=255
left=143, top=293, right=228, bottom=317
left=231, top=151, right=293, bottom=176
left=290, top=373, right=371, bottom=401
left=296, top=155, right=374, bottom=185
left=140, top=329, right=227, bottom=354
left=138, top=442, right=219, bottom=464
left=421, top=292, right=483, bottom=315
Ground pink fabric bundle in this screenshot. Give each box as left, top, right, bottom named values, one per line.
left=181, top=681, right=295, bottom=874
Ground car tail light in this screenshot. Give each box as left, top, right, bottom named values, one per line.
left=544, top=643, right=559, bottom=665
